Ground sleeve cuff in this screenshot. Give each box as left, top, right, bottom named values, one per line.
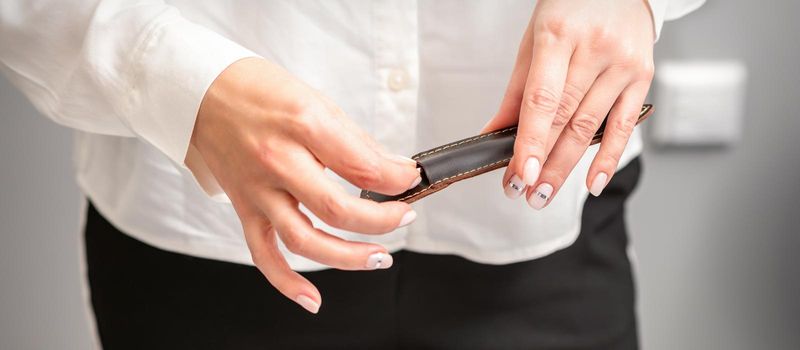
left=646, top=0, right=667, bottom=42
left=127, top=11, right=258, bottom=199
left=647, top=0, right=707, bottom=42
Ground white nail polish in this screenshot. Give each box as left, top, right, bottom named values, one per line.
left=504, top=175, right=526, bottom=199
left=365, top=252, right=394, bottom=270
left=398, top=210, right=417, bottom=227
left=528, top=183, right=553, bottom=210
left=394, top=155, right=418, bottom=167
left=523, top=158, right=541, bottom=185
left=590, top=172, right=608, bottom=197
left=295, top=295, right=320, bottom=314
left=480, top=119, right=494, bottom=132
left=408, top=175, right=422, bottom=190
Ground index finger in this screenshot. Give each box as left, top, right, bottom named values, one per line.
left=291, top=111, right=420, bottom=196
left=274, top=152, right=416, bottom=234
left=512, top=36, right=573, bottom=186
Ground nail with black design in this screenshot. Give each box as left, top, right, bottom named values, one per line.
left=504, top=175, right=526, bottom=199
left=528, top=183, right=553, bottom=210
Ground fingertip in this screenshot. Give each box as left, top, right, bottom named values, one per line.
left=383, top=197, right=413, bottom=209
left=295, top=294, right=321, bottom=314
left=504, top=174, right=526, bottom=200
left=480, top=118, right=503, bottom=133
left=398, top=209, right=417, bottom=228
left=373, top=153, right=421, bottom=195
left=372, top=201, right=416, bottom=232
left=408, top=174, right=422, bottom=190
left=479, top=120, right=493, bottom=134
left=390, top=154, right=417, bottom=168
left=522, top=157, right=541, bottom=186
left=365, top=251, right=394, bottom=270
left=527, top=182, right=553, bottom=210
left=589, top=172, right=609, bottom=197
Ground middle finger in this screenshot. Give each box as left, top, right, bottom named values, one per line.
left=526, top=72, right=629, bottom=210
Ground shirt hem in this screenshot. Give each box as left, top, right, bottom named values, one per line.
left=404, top=224, right=581, bottom=265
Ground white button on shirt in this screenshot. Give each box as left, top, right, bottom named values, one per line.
left=0, top=0, right=704, bottom=271
left=388, top=69, right=411, bottom=91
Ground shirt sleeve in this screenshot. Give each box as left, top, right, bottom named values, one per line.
left=646, top=0, right=707, bottom=41
left=0, top=0, right=259, bottom=175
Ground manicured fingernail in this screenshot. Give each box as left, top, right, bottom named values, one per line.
left=408, top=175, right=422, bottom=190
left=523, top=158, right=541, bottom=185
left=394, top=155, right=418, bottom=167
left=528, top=183, right=553, bottom=210
left=590, top=172, right=608, bottom=197
left=398, top=210, right=417, bottom=227
left=365, top=252, right=393, bottom=270
left=295, top=295, right=320, bottom=314
left=504, top=175, right=526, bottom=199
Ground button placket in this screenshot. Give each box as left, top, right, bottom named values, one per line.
left=372, top=0, right=419, bottom=156
left=371, top=1, right=420, bottom=237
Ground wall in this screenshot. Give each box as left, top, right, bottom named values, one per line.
left=630, top=0, right=800, bottom=349
left=0, top=81, right=94, bottom=348
left=1, top=0, right=799, bottom=349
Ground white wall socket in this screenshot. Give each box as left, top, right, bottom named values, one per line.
left=652, top=60, right=748, bottom=146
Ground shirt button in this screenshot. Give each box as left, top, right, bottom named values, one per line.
left=387, top=68, right=410, bottom=92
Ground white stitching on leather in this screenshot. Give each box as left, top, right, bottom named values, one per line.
left=365, top=105, right=652, bottom=202
left=396, top=157, right=511, bottom=202
left=362, top=128, right=516, bottom=201
left=412, top=127, right=516, bottom=160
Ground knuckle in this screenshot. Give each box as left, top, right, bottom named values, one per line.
left=610, top=50, right=649, bottom=75
left=537, top=19, right=570, bottom=38
left=583, top=26, right=622, bottom=53
left=610, top=56, right=639, bottom=72
left=349, top=161, right=383, bottom=189
left=317, top=194, right=350, bottom=228
left=588, top=25, right=616, bottom=47
left=610, top=117, right=637, bottom=137
left=288, top=110, right=321, bottom=139
left=249, top=240, right=274, bottom=270
left=256, top=138, right=284, bottom=172
left=602, top=150, right=622, bottom=165
left=250, top=249, right=267, bottom=268
left=568, top=113, right=602, bottom=140
left=286, top=97, right=315, bottom=117
left=638, top=60, right=656, bottom=81
left=552, top=104, right=572, bottom=128
left=281, top=227, right=311, bottom=255
left=553, top=84, right=583, bottom=128
left=524, top=88, right=561, bottom=114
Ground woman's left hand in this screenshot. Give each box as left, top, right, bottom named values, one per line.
left=482, top=0, right=655, bottom=209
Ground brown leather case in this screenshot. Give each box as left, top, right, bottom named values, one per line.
left=361, top=105, right=654, bottom=203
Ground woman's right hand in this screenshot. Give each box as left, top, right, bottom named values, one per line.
left=191, top=57, right=420, bottom=314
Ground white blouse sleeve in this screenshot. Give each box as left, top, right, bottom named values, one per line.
left=647, top=0, right=707, bottom=41
left=0, top=0, right=258, bottom=169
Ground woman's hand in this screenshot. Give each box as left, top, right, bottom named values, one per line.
left=482, top=0, right=655, bottom=208
left=192, top=58, right=421, bottom=313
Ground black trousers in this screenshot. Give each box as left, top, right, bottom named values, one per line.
left=86, top=158, right=642, bottom=350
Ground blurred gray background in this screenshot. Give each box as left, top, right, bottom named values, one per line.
left=1, top=1, right=799, bottom=349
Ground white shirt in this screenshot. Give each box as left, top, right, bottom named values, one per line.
left=0, top=0, right=704, bottom=271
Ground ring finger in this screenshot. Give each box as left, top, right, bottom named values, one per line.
left=256, top=189, right=395, bottom=271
